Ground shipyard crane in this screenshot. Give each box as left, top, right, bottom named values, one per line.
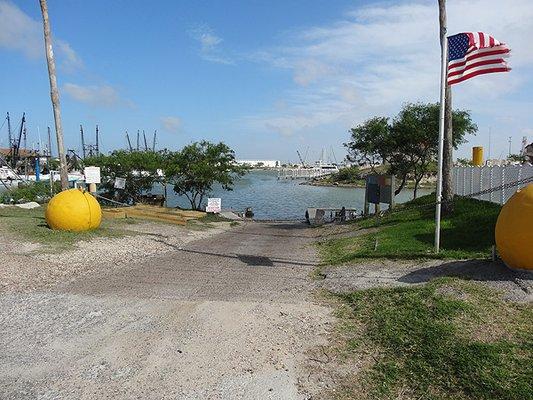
left=126, top=131, right=133, bottom=152
left=296, top=150, right=305, bottom=167
left=13, top=113, right=26, bottom=166
left=143, top=130, right=148, bottom=151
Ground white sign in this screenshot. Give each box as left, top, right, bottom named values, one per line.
left=114, top=177, right=126, bottom=189
left=84, top=166, right=101, bottom=184
left=206, top=198, right=221, bottom=213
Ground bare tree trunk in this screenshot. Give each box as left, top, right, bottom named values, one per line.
left=39, top=0, right=68, bottom=190
left=439, top=0, right=454, bottom=213
left=394, top=174, right=407, bottom=196
left=413, top=176, right=423, bottom=199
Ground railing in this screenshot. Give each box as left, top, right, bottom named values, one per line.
left=453, top=164, right=533, bottom=204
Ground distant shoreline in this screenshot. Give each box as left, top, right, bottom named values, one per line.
left=300, top=178, right=436, bottom=190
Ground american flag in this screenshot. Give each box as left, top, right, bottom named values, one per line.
left=447, top=32, right=511, bottom=85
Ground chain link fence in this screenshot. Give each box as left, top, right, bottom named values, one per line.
left=453, top=165, right=533, bottom=204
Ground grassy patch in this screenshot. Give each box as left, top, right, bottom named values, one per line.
left=318, top=195, right=501, bottom=263
left=186, top=213, right=233, bottom=231
left=330, top=278, right=532, bottom=400
left=198, top=213, right=232, bottom=223
left=0, top=206, right=134, bottom=252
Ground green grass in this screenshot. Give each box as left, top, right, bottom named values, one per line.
left=198, top=213, right=232, bottom=223
left=186, top=212, right=234, bottom=231
left=318, top=195, right=501, bottom=263
left=331, top=278, right=532, bottom=400
left=0, top=206, right=134, bottom=252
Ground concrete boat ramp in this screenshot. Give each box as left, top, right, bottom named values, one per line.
left=0, top=222, right=331, bottom=399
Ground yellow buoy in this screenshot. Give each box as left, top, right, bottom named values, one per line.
left=495, top=184, right=533, bottom=271
left=472, top=146, right=483, bottom=166
left=45, top=188, right=102, bottom=231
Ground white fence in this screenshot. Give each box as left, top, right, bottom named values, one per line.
left=453, top=165, right=533, bottom=205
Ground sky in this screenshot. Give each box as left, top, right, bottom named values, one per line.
left=1, top=0, right=532, bottom=163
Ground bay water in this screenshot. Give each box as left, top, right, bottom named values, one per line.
left=164, top=170, right=431, bottom=220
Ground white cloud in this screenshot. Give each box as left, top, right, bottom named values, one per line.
left=244, top=0, right=533, bottom=136
left=0, top=1, right=41, bottom=58
left=190, top=25, right=234, bottom=65
left=56, top=39, right=83, bottom=71
left=0, top=1, right=83, bottom=71
left=63, top=83, right=129, bottom=108
left=160, top=116, right=182, bottom=134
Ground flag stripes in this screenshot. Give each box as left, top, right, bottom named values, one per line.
left=447, top=32, right=511, bottom=86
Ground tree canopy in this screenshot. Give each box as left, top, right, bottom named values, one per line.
left=345, top=102, right=477, bottom=197
left=164, top=141, right=247, bottom=210
left=85, top=150, right=164, bottom=204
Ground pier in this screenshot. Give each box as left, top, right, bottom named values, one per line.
left=277, top=167, right=335, bottom=180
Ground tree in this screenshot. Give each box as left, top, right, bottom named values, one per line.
left=164, top=141, right=247, bottom=210
left=439, top=0, right=455, bottom=213
left=345, top=117, right=389, bottom=172
left=456, top=158, right=474, bottom=167
left=39, top=0, right=68, bottom=190
left=85, top=150, right=164, bottom=204
left=345, top=103, right=477, bottom=198
left=393, top=103, right=476, bottom=198
left=507, top=154, right=526, bottom=163
left=332, top=165, right=361, bottom=183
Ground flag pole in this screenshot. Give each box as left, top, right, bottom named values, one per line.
left=435, top=31, right=448, bottom=253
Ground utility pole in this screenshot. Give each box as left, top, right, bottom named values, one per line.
left=39, top=0, right=68, bottom=190
left=488, top=127, right=492, bottom=161
left=508, top=136, right=512, bottom=156
left=439, top=0, right=454, bottom=214
left=80, top=125, right=86, bottom=159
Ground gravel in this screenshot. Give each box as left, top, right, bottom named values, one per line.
left=0, top=220, right=232, bottom=293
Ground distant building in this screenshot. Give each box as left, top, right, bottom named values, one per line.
left=236, top=160, right=281, bottom=168
left=525, top=142, right=533, bottom=163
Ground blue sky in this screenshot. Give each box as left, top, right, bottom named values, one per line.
left=1, top=0, right=532, bottom=163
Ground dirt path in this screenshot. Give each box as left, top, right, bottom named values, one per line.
left=0, top=222, right=332, bottom=400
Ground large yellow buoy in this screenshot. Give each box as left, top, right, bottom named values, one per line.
left=45, top=188, right=102, bottom=231
left=495, top=184, right=533, bottom=271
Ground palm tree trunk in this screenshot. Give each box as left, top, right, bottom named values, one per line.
left=39, top=0, right=69, bottom=190
left=439, top=0, right=454, bottom=213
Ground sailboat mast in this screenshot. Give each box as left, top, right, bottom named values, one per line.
left=47, top=126, right=52, bottom=158
left=80, top=125, right=86, bottom=159
left=6, top=112, right=12, bottom=149
left=95, top=125, right=99, bottom=155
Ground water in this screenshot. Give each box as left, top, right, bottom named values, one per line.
left=163, top=170, right=431, bottom=220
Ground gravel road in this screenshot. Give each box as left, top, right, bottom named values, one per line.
left=0, top=222, right=332, bottom=400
